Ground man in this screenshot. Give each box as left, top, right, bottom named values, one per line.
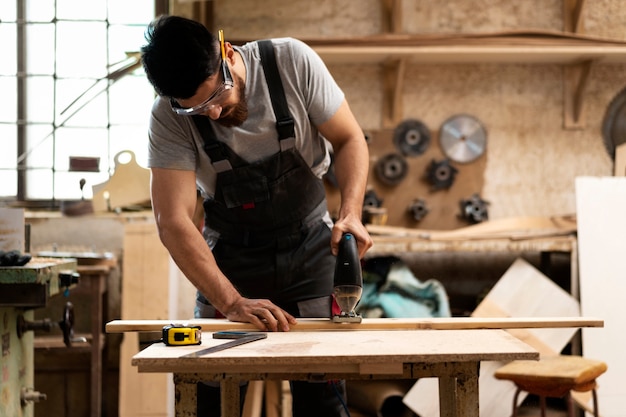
left=141, top=15, right=372, bottom=417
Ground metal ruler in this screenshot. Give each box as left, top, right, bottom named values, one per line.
left=183, top=331, right=267, bottom=358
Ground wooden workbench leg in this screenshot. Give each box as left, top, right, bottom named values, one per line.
left=438, top=362, right=479, bottom=417
left=439, top=376, right=457, bottom=417
left=174, top=376, right=198, bottom=417
left=221, top=380, right=241, bottom=417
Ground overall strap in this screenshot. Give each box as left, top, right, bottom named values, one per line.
left=193, top=39, right=296, bottom=173
left=257, top=40, right=296, bottom=150
left=192, top=115, right=233, bottom=173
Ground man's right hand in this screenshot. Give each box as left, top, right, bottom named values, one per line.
left=224, top=298, right=297, bottom=332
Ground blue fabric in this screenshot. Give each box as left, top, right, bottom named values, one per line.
left=357, top=257, right=451, bottom=318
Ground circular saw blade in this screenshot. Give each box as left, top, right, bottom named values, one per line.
left=602, top=86, right=626, bottom=160
left=439, top=114, right=487, bottom=163
left=393, top=118, right=431, bottom=156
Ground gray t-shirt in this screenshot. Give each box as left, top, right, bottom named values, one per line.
left=147, top=37, right=345, bottom=201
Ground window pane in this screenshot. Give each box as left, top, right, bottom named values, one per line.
left=56, top=21, right=107, bottom=78
left=25, top=124, right=54, bottom=169
left=0, top=124, right=17, bottom=169
left=57, top=0, right=106, bottom=20
left=108, top=0, right=154, bottom=24
left=0, top=171, right=18, bottom=198
left=56, top=78, right=109, bottom=127
left=26, top=76, right=54, bottom=122
left=25, top=0, right=55, bottom=22
left=25, top=168, right=53, bottom=199
left=109, top=76, right=154, bottom=124
left=0, top=23, right=16, bottom=75
left=54, top=127, right=108, bottom=170
left=15, top=1, right=157, bottom=202
left=0, top=77, right=17, bottom=122
left=109, top=24, right=147, bottom=63
left=110, top=126, right=149, bottom=168
left=0, top=2, right=16, bottom=21
left=55, top=171, right=106, bottom=200
left=26, top=23, right=55, bottom=74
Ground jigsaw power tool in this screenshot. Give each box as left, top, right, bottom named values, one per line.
left=332, top=233, right=363, bottom=323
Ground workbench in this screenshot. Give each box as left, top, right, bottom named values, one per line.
left=131, top=328, right=537, bottom=417
left=109, top=315, right=600, bottom=417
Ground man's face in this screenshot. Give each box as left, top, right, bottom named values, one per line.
left=214, top=72, right=248, bottom=127
left=172, top=61, right=248, bottom=126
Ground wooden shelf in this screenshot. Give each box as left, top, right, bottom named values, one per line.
left=301, top=32, right=626, bottom=128
left=311, top=44, right=626, bottom=65
left=233, top=30, right=626, bottom=128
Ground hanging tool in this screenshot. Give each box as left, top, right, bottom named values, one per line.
left=375, top=153, right=408, bottom=186
left=332, top=233, right=363, bottom=323
left=183, top=331, right=267, bottom=358
left=459, top=193, right=490, bottom=224
left=439, top=114, right=487, bottom=163
left=425, top=158, right=458, bottom=190
left=408, top=198, right=429, bottom=221
left=393, top=118, right=431, bottom=156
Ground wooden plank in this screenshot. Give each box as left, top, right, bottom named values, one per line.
left=366, top=215, right=577, bottom=240
left=106, top=316, right=603, bottom=333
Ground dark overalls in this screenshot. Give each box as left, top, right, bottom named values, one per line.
left=193, top=40, right=348, bottom=417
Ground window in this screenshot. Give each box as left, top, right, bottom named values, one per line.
left=0, top=0, right=155, bottom=203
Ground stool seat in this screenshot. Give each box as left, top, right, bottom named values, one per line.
left=495, top=355, right=607, bottom=417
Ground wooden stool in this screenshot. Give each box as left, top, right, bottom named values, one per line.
left=494, top=355, right=607, bottom=417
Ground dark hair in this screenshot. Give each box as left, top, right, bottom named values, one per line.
left=141, top=15, right=220, bottom=99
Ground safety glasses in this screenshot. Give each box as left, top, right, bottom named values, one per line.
left=170, top=29, right=234, bottom=116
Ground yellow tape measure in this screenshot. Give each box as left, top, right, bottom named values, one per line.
left=162, top=324, right=202, bottom=346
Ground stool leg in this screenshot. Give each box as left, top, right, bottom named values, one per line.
left=592, top=389, right=600, bottom=417
left=511, top=388, right=522, bottom=417
left=540, top=396, right=547, bottom=417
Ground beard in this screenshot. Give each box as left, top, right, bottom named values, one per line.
left=216, top=73, right=248, bottom=128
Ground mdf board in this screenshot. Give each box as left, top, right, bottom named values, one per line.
left=120, top=222, right=172, bottom=417
left=403, top=258, right=580, bottom=417
left=576, top=177, right=626, bottom=417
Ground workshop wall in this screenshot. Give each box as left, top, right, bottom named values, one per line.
left=193, top=0, right=626, bottom=228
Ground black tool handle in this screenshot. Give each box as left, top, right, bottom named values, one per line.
left=334, top=233, right=362, bottom=287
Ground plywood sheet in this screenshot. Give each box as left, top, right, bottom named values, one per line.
left=404, top=258, right=581, bottom=417
left=576, top=176, right=626, bottom=417
left=131, top=329, right=538, bottom=374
